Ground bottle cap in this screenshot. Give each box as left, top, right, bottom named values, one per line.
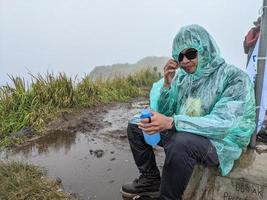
left=140, top=108, right=151, bottom=119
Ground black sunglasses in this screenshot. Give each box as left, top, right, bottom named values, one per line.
left=178, top=48, right=198, bottom=62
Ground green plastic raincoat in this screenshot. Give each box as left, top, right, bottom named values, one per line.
left=150, top=24, right=256, bottom=176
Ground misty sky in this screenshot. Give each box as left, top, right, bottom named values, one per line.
left=0, top=0, right=263, bottom=85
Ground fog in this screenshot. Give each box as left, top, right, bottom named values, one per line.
left=0, top=0, right=263, bottom=85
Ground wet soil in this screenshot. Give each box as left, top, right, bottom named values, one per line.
left=1, top=98, right=165, bottom=200
left=2, top=98, right=266, bottom=200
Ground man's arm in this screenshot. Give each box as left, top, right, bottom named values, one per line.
left=150, top=59, right=178, bottom=116
left=149, top=77, right=178, bottom=116
left=157, top=86, right=177, bottom=116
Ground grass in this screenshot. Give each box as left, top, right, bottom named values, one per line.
left=0, top=160, right=76, bottom=200
left=0, top=68, right=161, bottom=199
left=0, top=68, right=161, bottom=147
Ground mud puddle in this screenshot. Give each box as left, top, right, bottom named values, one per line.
left=2, top=99, right=165, bottom=200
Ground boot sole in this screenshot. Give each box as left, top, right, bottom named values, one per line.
left=120, top=187, right=160, bottom=198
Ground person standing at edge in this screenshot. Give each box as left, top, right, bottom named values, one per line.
left=243, top=17, right=261, bottom=65
left=121, top=24, right=256, bottom=200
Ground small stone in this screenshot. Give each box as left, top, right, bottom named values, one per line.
left=89, top=149, right=94, bottom=155
left=56, top=177, right=62, bottom=184
left=94, top=149, right=104, bottom=158
left=12, top=127, right=35, bottom=138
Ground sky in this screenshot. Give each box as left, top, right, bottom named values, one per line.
left=0, top=0, right=263, bottom=86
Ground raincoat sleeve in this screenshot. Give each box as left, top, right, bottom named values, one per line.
left=174, top=74, right=255, bottom=140
left=149, top=78, right=177, bottom=117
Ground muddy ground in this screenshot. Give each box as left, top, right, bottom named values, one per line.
left=1, top=98, right=165, bottom=200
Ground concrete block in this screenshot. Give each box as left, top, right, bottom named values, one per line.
left=183, top=144, right=267, bottom=200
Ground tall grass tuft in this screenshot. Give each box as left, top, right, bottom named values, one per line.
left=0, top=161, right=76, bottom=200
left=0, top=68, right=161, bottom=147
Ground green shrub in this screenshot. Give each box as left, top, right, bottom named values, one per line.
left=0, top=68, right=161, bottom=147
left=0, top=161, right=75, bottom=200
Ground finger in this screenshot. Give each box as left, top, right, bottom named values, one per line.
left=138, top=123, right=145, bottom=129
left=140, top=118, right=150, bottom=124
left=165, top=68, right=176, bottom=73
left=142, top=117, right=151, bottom=123
left=141, top=119, right=159, bottom=127
left=138, top=121, right=159, bottom=131
left=166, top=66, right=177, bottom=72
left=164, top=64, right=177, bottom=71
left=148, top=118, right=160, bottom=127
left=140, top=122, right=166, bottom=133
left=164, top=69, right=176, bottom=77
left=138, top=125, right=157, bottom=133
left=141, top=126, right=160, bottom=134
left=167, top=59, right=178, bottom=65
left=150, top=111, right=156, bottom=116
left=138, top=122, right=153, bottom=129
left=169, top=59, right=178, bottom=65
left=164, top=62, right=178, bottom=70
left=170, top=60, right=178, bottom=66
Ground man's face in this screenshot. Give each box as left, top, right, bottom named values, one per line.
left=178, top=48, right=198, bottom=74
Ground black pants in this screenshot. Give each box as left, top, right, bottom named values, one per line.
left=127, top=123, right=219, bottom=200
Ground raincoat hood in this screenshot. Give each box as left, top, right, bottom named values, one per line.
left=172, top=24, right=225, bottom=80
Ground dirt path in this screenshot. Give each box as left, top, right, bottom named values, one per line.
left=2, top=98, right=165, bottom=200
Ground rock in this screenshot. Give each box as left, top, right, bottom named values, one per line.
left=56, top=177, right=62, bottom=184
left=89, top=149, right=104, bottom=158
left=257, top=129, right=267, bottom=143
left=256, top=144, right=267, bottom=154
left=118, top=134, right=127, bottom=139
left=57, top=188, right=63, bottom=192
left=12, top=127, right=35, bottom=138
left=61, top=111, right=70, bottom=121
left=89, top=149, right=94, bottom=155
left=95, top=149, right=104, bottom=158
left=183, top=145, right=267, bottom=200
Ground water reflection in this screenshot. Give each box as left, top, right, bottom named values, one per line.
left=3, top=100, right=165, bottom=200
left=11, top=131, right=77, bottom=158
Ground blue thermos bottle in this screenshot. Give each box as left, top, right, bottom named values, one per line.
left=140, top=108, right=160, bottom=147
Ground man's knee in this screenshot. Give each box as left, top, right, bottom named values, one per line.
left=165, top=133, right=198, bottom=164
left=127, top=123, right=142, bottom=140
left=169, top=133, right=195, bottom=150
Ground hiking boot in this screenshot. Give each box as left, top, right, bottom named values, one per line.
left=257, top=129, right=267, bottom=143
left=120, top=175, right=160, bottom=198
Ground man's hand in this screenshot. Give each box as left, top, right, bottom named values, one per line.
left=163, top=59, right=178, bottom=88
left=138, top=111, right=173, bottom=134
